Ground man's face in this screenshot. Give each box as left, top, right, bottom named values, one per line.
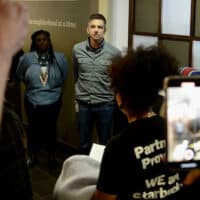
left=87, top=19, right=106, bottom=42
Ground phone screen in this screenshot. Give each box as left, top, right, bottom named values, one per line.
left=166, top=77, right=200, bottom=169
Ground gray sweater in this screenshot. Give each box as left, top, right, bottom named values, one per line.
left=72, top=39, right=121, bottom=104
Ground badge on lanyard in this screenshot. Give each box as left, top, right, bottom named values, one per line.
left=39, top=55, right=49, bottom=86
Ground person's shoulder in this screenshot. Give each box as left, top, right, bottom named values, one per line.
left=108, top=127, right=129, bottom=148
left=54, top=52, right=68, bottom=65
left=20, top=51, right=35, bottom=60
left=23, top=51, right=35, bottom=56
left=54, top=51, right=65, bottom=57
left=104, top=41, right=120, bottom=51
left=73, top=40, right=87, bottom=50
left=103, top=131, right=129, bottom=157
left=104, top=41, right=121, bottom=56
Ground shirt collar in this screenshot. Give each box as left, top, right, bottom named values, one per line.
left=86, top=37, right=104, bottom=53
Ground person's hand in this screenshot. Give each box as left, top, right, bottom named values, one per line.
left=0, top=0, right=29, bottom=125
left=183, top=169, right=200, bottom=185
left=0, top=0, right=29, bottom=61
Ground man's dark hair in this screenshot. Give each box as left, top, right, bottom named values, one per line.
left=88, top=13, right=106, bottom=25
left=30, top=30, right=54, bottom=64
left=108, top=45, right=179, bottom=117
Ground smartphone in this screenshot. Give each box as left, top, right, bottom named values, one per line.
left=164, top=76, right=200, bottom=169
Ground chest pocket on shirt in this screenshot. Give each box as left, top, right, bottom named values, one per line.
left=77, top=58, right=90, bottom=64
left=77, top=58, right=92, bottom=74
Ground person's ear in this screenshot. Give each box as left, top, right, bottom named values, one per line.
left=115, top=93, right=127, bottom=117
left=87, top=26, right=89, bottom=35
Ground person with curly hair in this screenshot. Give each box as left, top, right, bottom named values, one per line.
left=92, top=45, right=200, bottom=200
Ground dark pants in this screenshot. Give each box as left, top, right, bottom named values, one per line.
left=24, top=97, right=62, bottom=157
left=77, top=101, right=115, bottom=153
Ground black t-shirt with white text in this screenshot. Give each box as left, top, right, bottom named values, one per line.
left=97, top=116, right=200, bottom=200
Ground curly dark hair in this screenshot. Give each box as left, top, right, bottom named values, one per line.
left=108, top=45, right=179, bottom=117
left=30, top=30, right=55, bottom=64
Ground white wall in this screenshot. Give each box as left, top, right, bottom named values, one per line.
left=98, top=0, right=129, bottom=52
left=98, top=0, right=111, bottom=41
